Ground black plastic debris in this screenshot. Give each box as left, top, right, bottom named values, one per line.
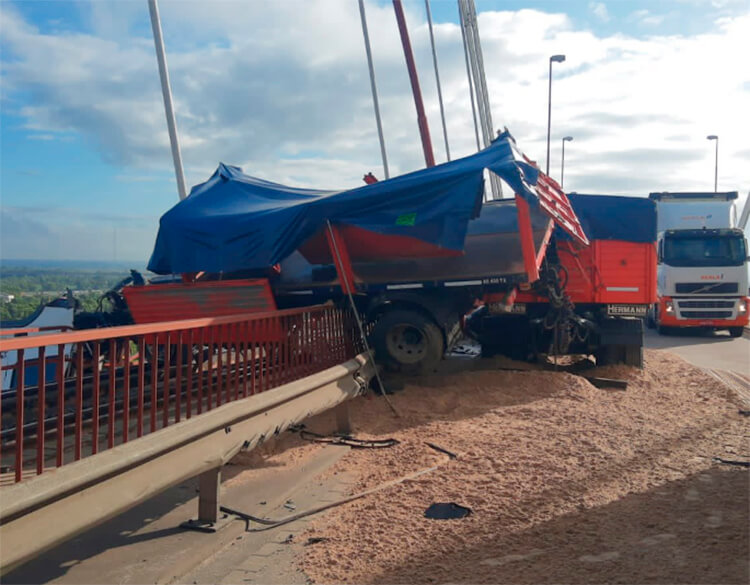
left=305, top=537, right=329, bottom=546
left=713, top=457, right=750, bottom=468
left=424, top=502, right=472, bottom=520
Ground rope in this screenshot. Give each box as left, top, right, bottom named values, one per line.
left=220, top=463, right=441, bottom=532
left=326, top=220, right=400, bottom=417
left=290, top=425, right=400, bottom=449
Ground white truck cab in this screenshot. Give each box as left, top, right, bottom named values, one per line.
left=649, top=192, right=749, bottom=336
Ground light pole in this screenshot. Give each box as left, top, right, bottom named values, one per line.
left=561, top=136, right=573, bottom=189
left=707, top=135, right=718, bottom=192
left=546, top=54, right=566, bottom=176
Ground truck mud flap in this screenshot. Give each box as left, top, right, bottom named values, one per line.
left=598, top=317, right=644, bottom=347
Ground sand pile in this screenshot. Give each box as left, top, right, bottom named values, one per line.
left=300, top=350, right=749, bottom=584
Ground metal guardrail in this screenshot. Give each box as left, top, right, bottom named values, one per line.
left=0, top=352, right=374, bottom=573
left=1, top=304, right=364, bottom=485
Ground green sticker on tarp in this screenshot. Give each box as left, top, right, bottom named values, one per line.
left=396, top=212, right=417, bottom=226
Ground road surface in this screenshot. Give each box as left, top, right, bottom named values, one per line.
left=644, top=327, right=749, bottom=375
left=4, top=330, right=747, bottom=584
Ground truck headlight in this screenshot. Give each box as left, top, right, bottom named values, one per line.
left=739, top=299, right=747, bottom=314
left=665, top=300, right=674, bottom=314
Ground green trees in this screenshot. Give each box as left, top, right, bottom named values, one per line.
left=0, top=268, right=129, bottom=323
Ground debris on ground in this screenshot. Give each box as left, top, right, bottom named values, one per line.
left=424, top=502, right=472, bottom=520
left=447, top=339, right=482, bottom=358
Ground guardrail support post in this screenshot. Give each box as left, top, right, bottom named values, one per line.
left=182, top=466, right=225, bottom=532
left=334, top=401, right=351, bottom=435
left=198, top=467, right=221, bottom=524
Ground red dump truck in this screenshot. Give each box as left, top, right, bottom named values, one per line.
left=109, top=133, right=657, bottom=372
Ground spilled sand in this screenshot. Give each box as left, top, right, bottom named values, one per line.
left=299, top=349, right=749, bottom=584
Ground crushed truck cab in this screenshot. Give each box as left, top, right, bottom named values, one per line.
left=472, top=194, right=657, bottom=367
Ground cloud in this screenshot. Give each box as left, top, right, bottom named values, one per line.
left=629, top=9, right=666, bottom=26
left=0, top=205, right=157, bottom=261
left=589, top=2, right=610, bottom=22
left=1, top=1, right=748, bottom=202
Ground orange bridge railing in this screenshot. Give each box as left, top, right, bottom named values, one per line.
left=0, top=304, right=364, bottom=484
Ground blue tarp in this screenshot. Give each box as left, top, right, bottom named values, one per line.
left=148, top=131, right=541, bottom=274
left=566, top=194, right=656, bottom=243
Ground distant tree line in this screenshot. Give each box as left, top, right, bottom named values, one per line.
left=0, top=268, right=130, bottom=323
left=0, top=268, right=128, bottom=296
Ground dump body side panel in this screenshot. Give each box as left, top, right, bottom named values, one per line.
left=123, top=279, right=277, bottom=324
left=510, top=239, right=656, bottom=306
left=593, top=240, right=657, bottom=304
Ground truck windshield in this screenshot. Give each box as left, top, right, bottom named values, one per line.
left=663, top=235, right=746, bottom=267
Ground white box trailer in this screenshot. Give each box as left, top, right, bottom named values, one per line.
left=652, top=192, right=738, bottom=231
left=648, top=192, right=748, bottom=336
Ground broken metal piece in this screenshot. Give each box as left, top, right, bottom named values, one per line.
left=425, top=442, right=458, bottom=459
left=585, top=376, right=628, bottom=390
left=424, top=502, right=472, bottom=519
left=712, top=457, right=750, bottom=468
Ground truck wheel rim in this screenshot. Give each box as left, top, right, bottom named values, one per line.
left=386, top=324, right=427, bottom=364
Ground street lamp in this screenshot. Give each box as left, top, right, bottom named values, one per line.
left=546, top=54, right=566, bottom=176
left=561, top=136, right=573, bottom=189
left=707, top=135, right=718, bottom=192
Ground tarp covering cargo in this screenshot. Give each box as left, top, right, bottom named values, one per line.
left=148, top=131, right=542, bottom=275
left=566, top=194, right=656, bottom=243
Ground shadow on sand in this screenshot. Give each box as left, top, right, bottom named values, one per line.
left=370, top=466, right=749, bottom=585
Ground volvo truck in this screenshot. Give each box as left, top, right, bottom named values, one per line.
left=649, top=192, right=749, bottom=336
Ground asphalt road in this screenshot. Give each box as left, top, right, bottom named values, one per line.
left=644, top=327, right=749, bottom=375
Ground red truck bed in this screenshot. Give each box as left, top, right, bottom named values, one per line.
left=122, top=279, right=276, bottom=324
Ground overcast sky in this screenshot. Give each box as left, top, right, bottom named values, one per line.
left=1, top=0, right=748, bottom=262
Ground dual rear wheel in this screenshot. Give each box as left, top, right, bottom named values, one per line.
left=369, top=310, right=444, bottom=374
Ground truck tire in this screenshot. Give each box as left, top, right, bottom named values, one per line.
left=657, top=324, right=672, bottom=336
left=646, top=306, right=656, bottom=329
left=370, top=310, right=444, bottom=374
left=728, top=327, right=744, bottom=338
